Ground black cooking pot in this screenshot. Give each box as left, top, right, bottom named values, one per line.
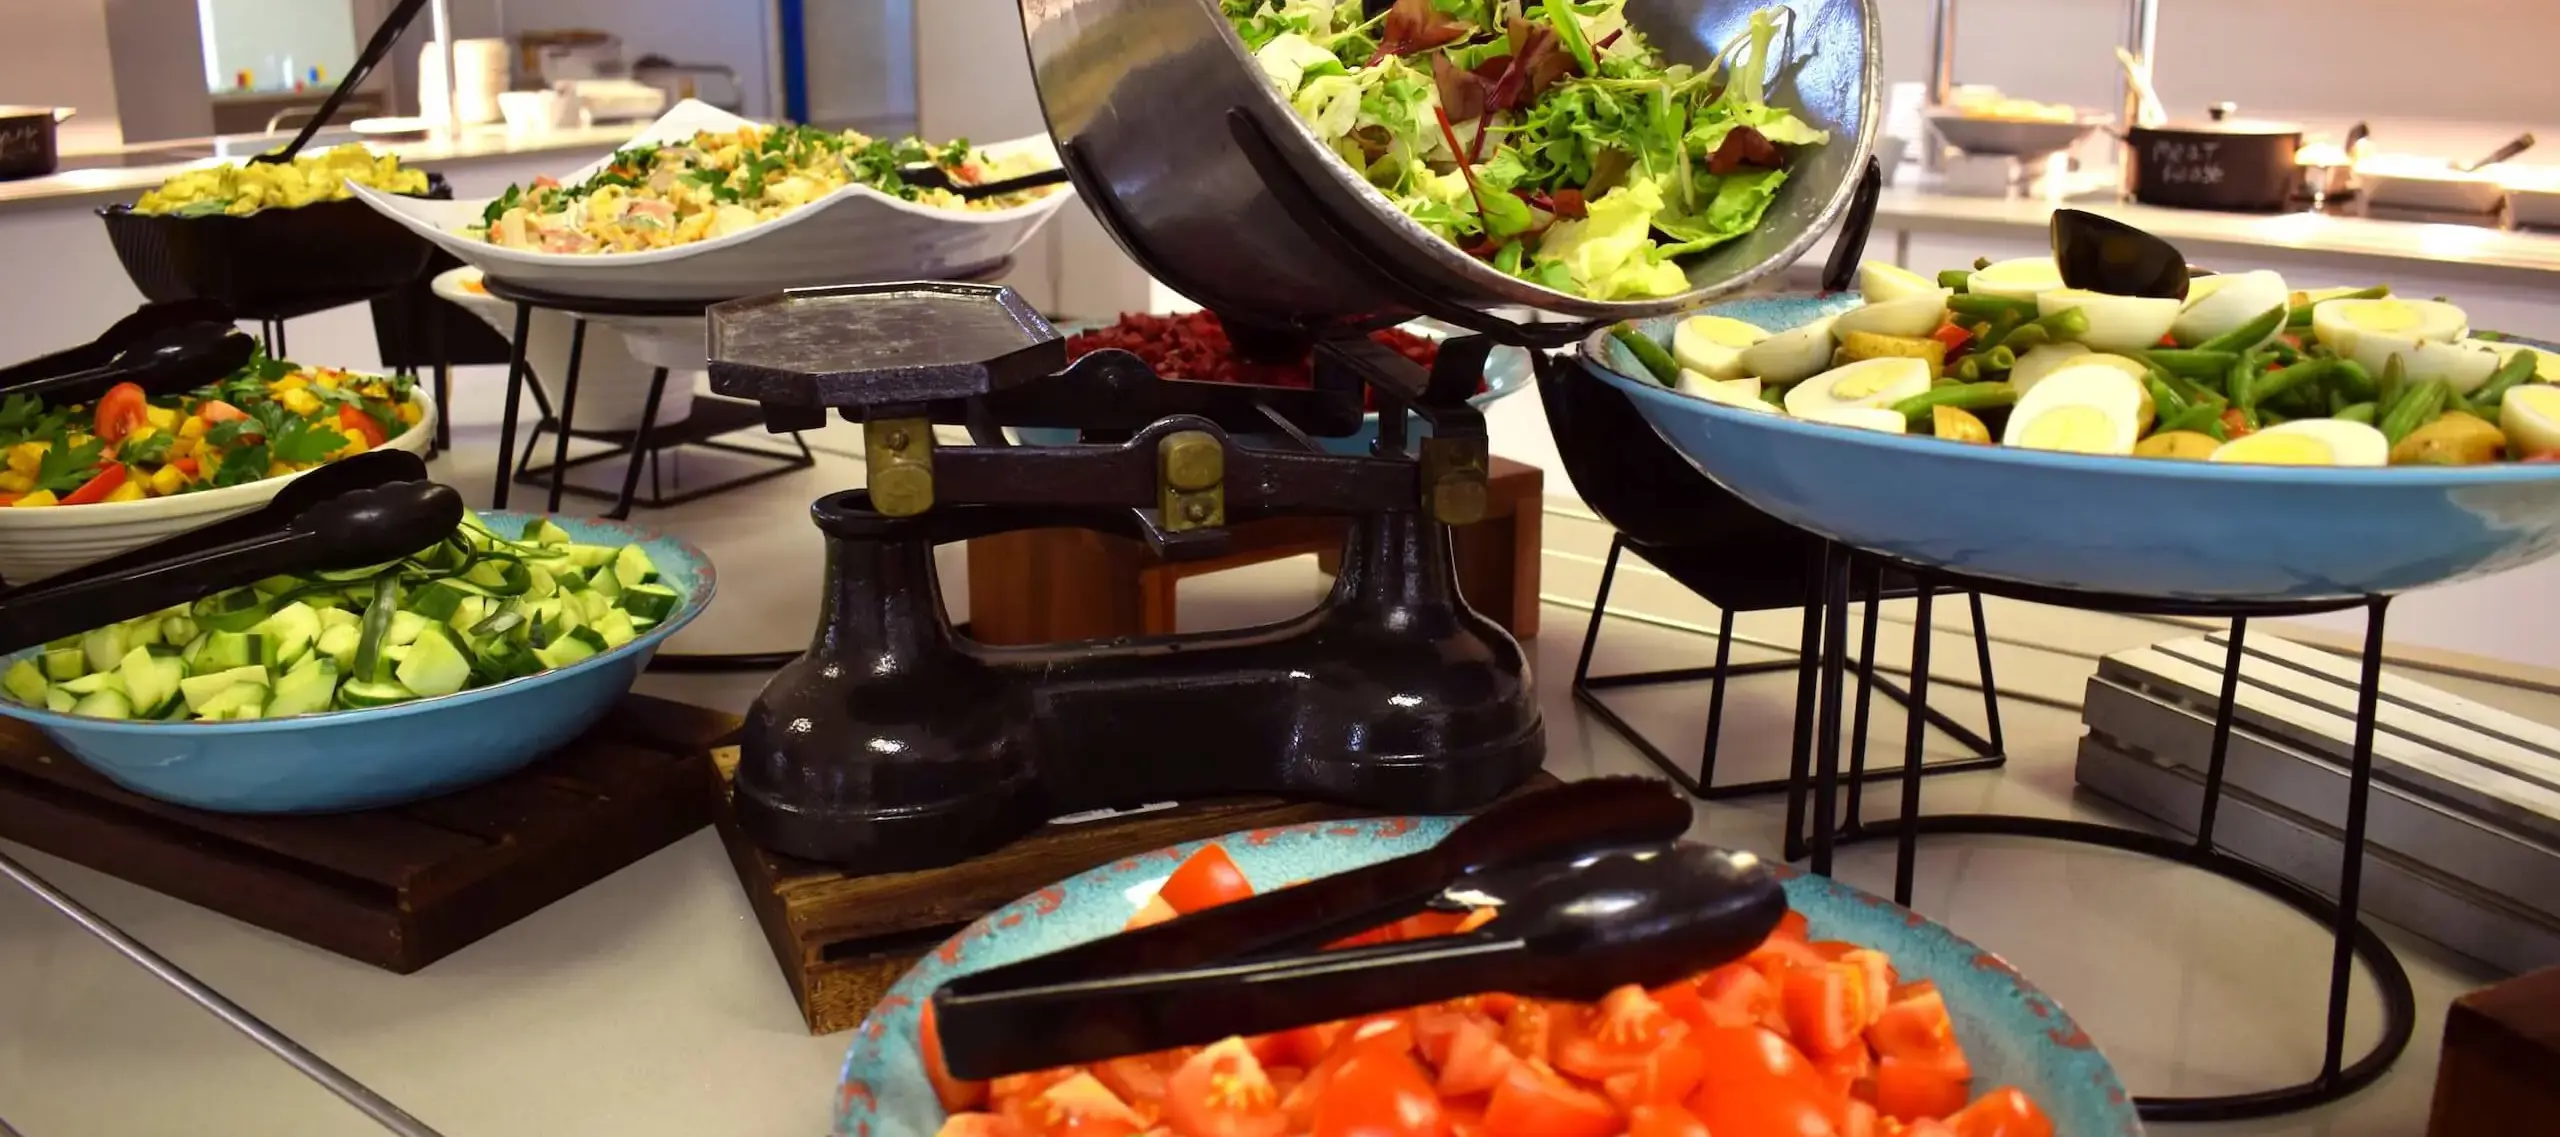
left=0, top=105, right=72, bottom=180
left=2126, top=103, right=2303, bottom=213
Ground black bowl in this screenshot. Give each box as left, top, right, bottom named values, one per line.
left=98, top=174, right=451, bottom=322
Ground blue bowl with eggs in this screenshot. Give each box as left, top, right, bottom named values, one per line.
left=1015, top=325, right=1535, bottom=456
left=1585, top=294, right=2560, bottom=602
left=833, top=817, right=2142, bottom=1137
left=0, top=512, right=714, bottom=813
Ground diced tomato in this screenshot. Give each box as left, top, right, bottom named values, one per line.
left=1868, top=982, right=1963, bottom=1068
left=1498, top=1000, right=1561, bottom=1065
left=1626, top=1102, right=1713, bottom=1137
left=1608, top=1037, right=1706, bottom=1109
left=339, top=404, right=388, bottom=447
left=1094, top=1050, right=1189, bottom=1110
left=1772, top=910, right=1812, bottom=942
left=1841, top=950, right=1897, bottom=1010
left=0, top=494, right=18, bottom=507
left=1814, top=1041, right=1874, bottom=1101
left=936, top=1113, right=1030, bottom=1137
left=1875, top=1054, right=1972, bottom=1122
left=1946, top=1087, right=2052, bottom=1137
left=1651, top=980, right=1713, bottom=1033
left=1747, top=934, right=1829, bottom=986
left=94, top=382, right=149, bottom=444
left=992, top=1068, right=1082, bottom=1124
left=1785, top=961, right=1879, bottom=1057
left=1843, top=1098, right=1881, bottom=1137
left=920, top=1001, right=988, bottom=1112
left=1432, top=1015, right=1520, bottom=1097
left=1284, top=1016, right=1415, bottom=1128
left=1260, top=1023, right=1343, bottom=1069
left=1483, top=1061, right=1619, bottom=1137
left=1126, top=894, right=1180, bottom=931
left=199, top=399, right=249, bottom=424
left=1162, top=1039, right=1288, bottom=1137
left=1159, top=845, right=1254, bottom=914
left=59, top=464, right=127, bottom=506
left=1312, top=1046, right=1447, bottom=1137
left=1699, top=963, right=1785, bottom=1031
left=2220, top=408, right=2253, bottom=438
left=173, top=457, right=199, bottom=477
left=1686, top=1026, right=1840, bottom=1136
left=1023, top=1073, right=1146, bottom=1137
left=1553, top=986, right=1678, bottom=1081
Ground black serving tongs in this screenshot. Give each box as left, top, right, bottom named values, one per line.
left=0, top=304, right=257, bottom=409
left=0, top=450, right=459, bottom=655
left=930, top=778, right=1788, bottom=1080
left=899, top=163, right=1074, bottom=202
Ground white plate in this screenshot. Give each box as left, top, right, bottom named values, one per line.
left=350, top=100, right=1076, bottom=301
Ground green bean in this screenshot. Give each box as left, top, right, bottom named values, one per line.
left=2286, top=285, right=2390, bottom=328
left=1954, top=354, right=1983, bottom=382
left=1938, top=269, right=1974, bottom=291
left=2192, top=305, right=2290, bottom=354
left=2144, top=349, right=2241, bottom=380
left=2245, top=358, right=2337, bottom=409
left=2146, top=375, right=2189, bottom=423
left=2267, top=342, right=2304, bottom=367
left=2037, top=306, right=2093, bottom=343
left=1981, top=344, right=2018, bottom=372
left=2227, top=357, right=2256, bottom=411
left=2474, top=330, right=2509, bottom=342
left=1996, top=324, right=2051, bottom=353
left=2164, top=370, right=2226, bottom=411
left=1761, top=385, right=1787, bottom=409
left=2470, top=348, right=2541, bottom=409
left=2157, top=404, right=2223, bottom=435
left=1950, top=294, right=2037, bottom=323
left=2377, top=355, right=2407, bottom=413
left=1610, top=323, right=1680, bottom=385
left=2328, top=358, right=2376, bottom=403
left=2380, top=379, right=2450, bottom=446
left=1890, top=382, right=2018, bottom=424
left=2335, top=401, right=2377, bottom=425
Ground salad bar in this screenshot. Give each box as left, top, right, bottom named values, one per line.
left=10, top=0, right=2560, bottom=1132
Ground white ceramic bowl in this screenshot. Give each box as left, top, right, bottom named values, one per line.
left=0, top=392, right=435, bottom=585
left=429, top=267, right=695, bottom=431
left=351, top=100, right=1076, bottom=301
left=2358, top=154, right=2511, bottom=215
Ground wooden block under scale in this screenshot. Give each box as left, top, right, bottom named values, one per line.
left=710, top=745, right=1560, bottom=1035
left=2429, top=966, right=2560, bottom=1137
left=0, top=695, right=731, bottom=973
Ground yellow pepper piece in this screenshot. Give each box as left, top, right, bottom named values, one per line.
left=0, top=472, right=29, bottom=495
left=169, top=436, right=198, bottom=460
left=178, top=416, right=208, bottom=439
left=124, top=425, right=157, bottom=446
left=272, top=373, right=310, bottom=392
left=278, top=388, right=322, bottom=415
left=11, top=490, right=57, bottom=508
left=266, top=462, right=294, bottom=478
left=7, top=441, right=48, bottom=476
left=396, top=402, right=423, bottom=426
left=144, top=405, right=179, bottom=431
left=336, top=430, right=371, bottom=460
left=148, top=464, right=189, bottom=496
left=316, top=371, right=343, bottom=390
left=103, top=480, right=147, bottom=504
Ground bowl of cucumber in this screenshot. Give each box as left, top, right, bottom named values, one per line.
left=0, top=509, right=712, bottom=813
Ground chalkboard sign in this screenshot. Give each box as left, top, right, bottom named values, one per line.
left=2127, top=126, right=2302, bottom=212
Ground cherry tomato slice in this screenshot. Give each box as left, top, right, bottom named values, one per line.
left=1163, top=1038, right=1288, bottom=1137
left=1483, top=1061, right=1619, bottom=1137
left=1783, top=960, right=1877, bottom=1058
left=59, top=464, right=127, bottom=507
left=1312, top=1046, right=1446, bottom=1137
left=198, top=399, right=249, bottom=424
left=94, top=382, right=149, bottom=445
left=1158, top=844, right=1254, bottom=914
left=338, top=404, right=387, bottom=447
left=1869, top=981, right=1967, bottom=1072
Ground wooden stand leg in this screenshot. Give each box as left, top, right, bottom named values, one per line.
left=964, top=529, right=1152, bottom=645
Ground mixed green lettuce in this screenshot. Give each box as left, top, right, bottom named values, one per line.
left=1224, top=0, right=1828, bottom=301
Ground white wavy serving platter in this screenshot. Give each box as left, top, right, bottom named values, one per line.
left=350, top=100, right=1076, bottom=300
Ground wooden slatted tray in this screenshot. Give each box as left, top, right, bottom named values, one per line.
left=711, top=747, right=1560, bottom=1035
left=0, top=695, right=733, bottom=973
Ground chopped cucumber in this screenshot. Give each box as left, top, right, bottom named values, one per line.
left=41, top=647, right=86, bottom=681
left=4, top=659, right=48, bottom=706
left=80, top=626, right=125, bottom=674
left=71, top=688, right=133, bottom=720
left=386, top=610, right=431, bottom=648
left=395, top=629, right=472, bottom=698
left=594, top=608, right=637, bottom=650
left=43, top=689, right=75, bottom=713
left=253, top=602, right=321, bottom=672
left=194, top=682, right=263, bottom=719
left=317, top=607, right=362, bottom=632
left=200, top=630, right=256, bottom=671
left=118, top=645, right=186, bottom=718
left=524, top=519, right=575, bottom=545
left=338, top=679, right=417, bottom=709
left=532, top=635, right=598, bottom=670
left=60, top=671, right=123, bottom=696
left=316, top=624, right=361, bottom=672
left=621, top=584, right=680, bottom=623
left=587, top=565, right=624, bottom=599
left=612, top=545, right=657, bottom=588
left=266, top=658, right=338, bottom=718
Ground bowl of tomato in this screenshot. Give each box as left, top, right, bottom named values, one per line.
left=837, top=817, right=2140, bottom=1137
left=0, top=357, right=434, bottom=584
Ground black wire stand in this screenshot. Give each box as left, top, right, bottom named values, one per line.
left=474, top=276, right=831, bottom=520
left=1788, top=540, right=2415, bottom=1123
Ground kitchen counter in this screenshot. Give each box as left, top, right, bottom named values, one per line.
left=0, top=121, right=644, bottom=214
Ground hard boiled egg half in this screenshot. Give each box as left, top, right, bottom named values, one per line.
left=2000, top=365, right=2144, bottom=456
left=1784, top=357, right=1933, bottom=420
left=2480, top=340, right=2559, bottom=386
left=2036, top=289, right=2181, bottom=354
left=1737, top=316, right=1838, bottom=386
left=2502, top=384, right=2560, bottom=457
left=2209, top=419, right=2388, bottom=467
left=1673, top=315, right=1770, bottom=383
left=1966, top=257, right=2067, bottom=302
left=2172, top=269, right=2288, bottom=349
left=1677, top=369, right=1777, bottom=413
left=2314, top=299, right=2497, bottom=392
left=1834, top=289, right=1952, bottom=341
left=1858, top=262, right=1943, bottom=305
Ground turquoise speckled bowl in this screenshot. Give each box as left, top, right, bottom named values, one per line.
left=1585, top=295, right=2560, bottom=602
left=835, top=817, right=2140, bottom=1137
left=0, top=511, right=714, bottom=813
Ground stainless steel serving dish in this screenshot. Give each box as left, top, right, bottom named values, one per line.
left=1014, top=0, right=1878, bottom=332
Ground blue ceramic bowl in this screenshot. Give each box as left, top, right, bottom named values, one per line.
left=834, top=817, right=2140, bottom=1137
left=1584, top=295, right=2560, bottom=602
left=0, top=512, right=714, bottom=813
left=1015, top=330, right=1534, bottom=457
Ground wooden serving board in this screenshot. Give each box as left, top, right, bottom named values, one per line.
left=0, top=695, right=730, bottom=973
left=710, top=747, right=1560, bottom=1036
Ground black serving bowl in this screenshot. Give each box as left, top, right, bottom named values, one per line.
left=99, top=174, right=451, bottom=321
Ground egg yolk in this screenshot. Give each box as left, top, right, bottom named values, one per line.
left=2014, top=405, right=2121, bottom=453
left=1830, top=370, right=1906, bottom=400
left=2220, top=434, right=2337, bottom=466
left=2345, top=302, right=2422, bottom=334
left=1690, top=319, right=1765, bottom=348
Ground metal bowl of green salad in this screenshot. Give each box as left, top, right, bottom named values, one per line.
left=1017, top=0, right=1877, bottom=330
left=0, top=510, right=713, bottom=813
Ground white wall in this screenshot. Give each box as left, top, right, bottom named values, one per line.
left=203, top=0, right=358, bottom=91
left=0, top=0, right=119, bottom=119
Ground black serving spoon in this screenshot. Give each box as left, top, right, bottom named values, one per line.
left=0, top=301, right=236, bottom=392
left=0, top=322, right=257, bottom=409
left=898, top=164, right=1073, bottom=202
left=930, top=779, right=1789, bottom=1079
left=2, top=449, right=433, bottom=603
left=0, top=476, right=460, bottom=656
left=2051, top=208, right=2192, bottom=300
left=251, top=0, right=430, bottom=165
left=2458, top=132, right=2536, bottom=174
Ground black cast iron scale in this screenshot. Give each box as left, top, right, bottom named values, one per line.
left=704, top=288, right=1559, bottom=873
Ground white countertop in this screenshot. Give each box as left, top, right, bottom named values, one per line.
left=1872, top=184, right=2560, bottom=290
left=0, top=122, right=638, bottom=213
